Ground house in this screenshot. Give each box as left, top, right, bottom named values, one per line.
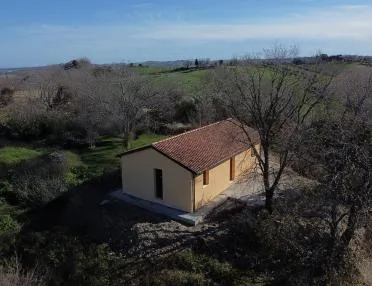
left=120, top=119, right=260, bottom=213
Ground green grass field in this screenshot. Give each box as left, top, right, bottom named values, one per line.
left=132, top=62, right=357, bottom=99
left=76, top=134, right=166, bottom=177
left=0, top=133, right=166, bottom=182
left=133, top=66, right=210, bottom=97
left=0, top=147, right=43, bottom=166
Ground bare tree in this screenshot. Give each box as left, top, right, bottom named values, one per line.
left=329, top=66, right=372, bottom=122
left=295, top=67, right=372, bottom=283
left=28, top=66, right=73, bottom=111
left=209, top=46, right=331, bottom=212
left=72, top=69, right=111, bottom=148
left=299, top=122, right=371, bottom=283
left=102, top=68, right=160, bottom=149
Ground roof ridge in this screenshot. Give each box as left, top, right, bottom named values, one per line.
left=152, top=119, right=230, bottom=146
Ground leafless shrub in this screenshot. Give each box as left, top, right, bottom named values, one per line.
left=0, top=258, right=47, bottom=286
left=11, top=153, right=68, bottom=207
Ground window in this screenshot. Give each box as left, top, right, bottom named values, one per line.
left=203, top=170, right=209, bottom=186
left=230, top=156, right=235, bottom=180
left=154, top=169, right=163, bottom=199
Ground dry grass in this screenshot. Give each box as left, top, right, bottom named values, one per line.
left=0, top=259, right=47, bottom=286
left=357, top=224, right=372, bottom=285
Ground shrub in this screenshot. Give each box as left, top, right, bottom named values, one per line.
left=150, top=251, right=251, bottom=285
left=0, top=87, right=14, bottom=107
left=17, top=229, right=121, bottom=286
left=174, top=98, right=197, bottom=123
left=152, top=270, right=205, bottom=286
left=66, top=165, right=89, bottom=186
left=10, top=153, right=69, bottom=207
left=5, top=112, right=49, bottom=141
left=13, top=176, right=67, bottom=207
left=0, top=214, right=19, bottom=234
left=0, top=208, right=20, bottom=257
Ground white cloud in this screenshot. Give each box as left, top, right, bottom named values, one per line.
left=12, top=4, right=372, bottom=47
left=2, top=4, right=372, bottom=66
left=138, top=5, right=372, bottom=41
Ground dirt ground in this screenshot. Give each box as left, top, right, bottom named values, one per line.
left=102, top=161, right=316, bottom=260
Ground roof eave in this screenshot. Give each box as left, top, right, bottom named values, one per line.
left=118, top=144, right=198, bottom=175
left=117, top=144, right=152, bottom=157
left=152, top=146, right=198, bottom=175
left=193, top=139, right=260, bottom=175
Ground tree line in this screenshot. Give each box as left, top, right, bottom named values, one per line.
left=0, top=60, right=218, bottom=150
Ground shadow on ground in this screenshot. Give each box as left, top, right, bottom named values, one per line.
left=22, top=170, right=173, bottom=250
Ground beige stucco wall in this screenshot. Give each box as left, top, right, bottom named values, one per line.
left=194, top=160, right=231, bottom=209
left=235, top=143, right=260, bottom=177
left=121, top=148, right=194, bottom=212
left=194, top=144, right=259, bottom=210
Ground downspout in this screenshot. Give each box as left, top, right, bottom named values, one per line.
left=192, top=174, right=196, bottom=212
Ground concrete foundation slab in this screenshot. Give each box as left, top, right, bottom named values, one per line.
left=110, top=190, right=204, bottom=225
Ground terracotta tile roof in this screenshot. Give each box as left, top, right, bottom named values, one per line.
left=150, top=119, right=260, bottom=174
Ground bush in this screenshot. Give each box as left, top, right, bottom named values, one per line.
left=0, top=87, right=14, bottom=107
left=0, top=214, right=19, bottom=234
left=152, top=270, right=205, bottom=286
left=4, top=102, right=79, bottom=144
left=148, top=250, right=253, bottom=285
left=17, top=229, right=121, bottom=286
left=10, top=153, right=69, bottom=207
left=5, top=112, right=49, bottom=141
left=0, top=207, right=20, bottom=257
left=174, top=98, right=197, bottom=123
left=13, top=176, right=67, bottom=207
left=66, top=165, right=89, bottom=186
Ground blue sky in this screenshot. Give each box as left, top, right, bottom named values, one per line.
left=1, top=0, right=372, bottom=67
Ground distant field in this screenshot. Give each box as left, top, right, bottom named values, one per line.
left=3, top=62, right=363, bottom=103
left=129, top=66, right=210, bottom=97
left=156, top=70, right=208, bottom=96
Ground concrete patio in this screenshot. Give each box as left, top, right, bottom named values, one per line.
left=109, top=165, right=314, bottom=226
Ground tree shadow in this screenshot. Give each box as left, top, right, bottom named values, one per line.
left=156, top=66, right=212, bottom=75
left=21, top=169, right=173, bottom=249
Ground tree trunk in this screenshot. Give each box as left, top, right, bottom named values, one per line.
left=265, top=187, right=274, bottom=213
left=123, top=135, right=130, bottom=151
left=262, top=144, right=274, bottom=213
left=123, top=129, right=134, bottom=151
left=338, top=205, right=359, bottom=254
left=326, top=205, right=360, bottom=283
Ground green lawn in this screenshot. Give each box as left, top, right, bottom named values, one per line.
left=0, top=147, right=43, bottom=166
left=0, top=133, right=166, bottom=182
left=73, top=133, right=167, bottom=178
